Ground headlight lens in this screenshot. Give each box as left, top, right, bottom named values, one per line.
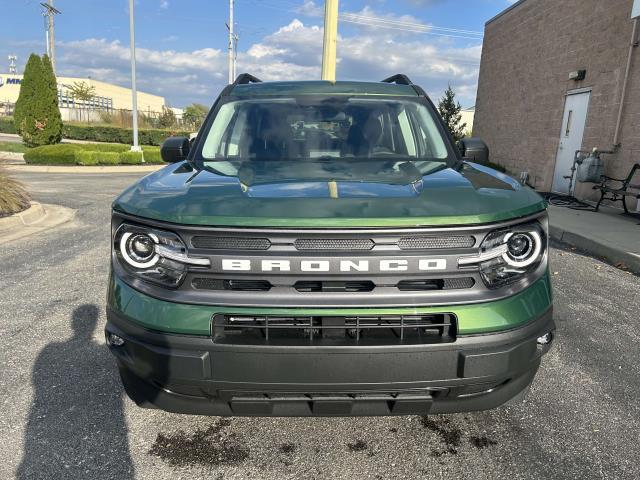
left=460, top=221, right=547, bottom=289
left=114, top=223, right=209, bottom=288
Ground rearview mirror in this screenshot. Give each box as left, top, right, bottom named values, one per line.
left=458, top=137, right=489, bottom=165
left=161, top=136, right=190, bottom=163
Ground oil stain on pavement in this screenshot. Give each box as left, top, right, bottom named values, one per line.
left=421, top=416, right=499, bottom=458
left=149, top=418, right=249, bottom=467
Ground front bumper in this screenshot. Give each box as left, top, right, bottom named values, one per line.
left=106, top=302, right=554, bottom=416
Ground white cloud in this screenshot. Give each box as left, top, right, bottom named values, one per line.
left=55, top=17, right=481, bottom=108
left=159, top=0, right=169, bottom=10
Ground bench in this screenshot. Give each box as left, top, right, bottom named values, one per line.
left=593, top=163, right=640, bottom=213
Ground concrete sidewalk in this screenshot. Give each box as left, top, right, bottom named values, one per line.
left=548, top=204, right=640, bottom=273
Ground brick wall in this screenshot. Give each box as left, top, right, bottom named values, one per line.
left=474, top=0, right=640, bottom=205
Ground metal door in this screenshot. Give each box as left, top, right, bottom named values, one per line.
left=552, top=91, right=591, bottom=194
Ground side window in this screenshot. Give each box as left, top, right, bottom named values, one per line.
left=202, top=102, right=237, bottom=159
left=397, top=108, right=416, bottom=157
left=226, top=107, right=248, bottom=157
left=407, top=106, right=447, bottom=159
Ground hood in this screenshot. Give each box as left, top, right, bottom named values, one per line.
left=113, top=160, right=546, bottom=227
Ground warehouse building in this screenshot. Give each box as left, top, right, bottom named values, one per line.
left=474, top=0, right=640, bottom=209
left=0, top=74, right=165, bottom=117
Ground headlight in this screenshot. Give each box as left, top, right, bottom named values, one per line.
left=114, top=223, right=209, bottom=288
left=459, top=221, right=547, bottom=289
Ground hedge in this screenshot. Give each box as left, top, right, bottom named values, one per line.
left=74, top=150, right=99, bottom=166
left=24, top=144, right=82, bottom=164
left=141, top=147, right=163, bottom=164
left=0, top=117, right=17, bottom=134
left=24, top=143, right=167, bottom=166
left=1, top=117, right=188, bottom=146
left=119, top=151, right=144, bottom=165
left=62, top=124, right=190, bottom=146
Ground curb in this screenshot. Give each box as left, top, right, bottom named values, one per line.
left=0, top=152, right=25, bottom=164
left=0, top=202, right=46, bottom=232
left=3, top=164, right=164, bottom=173
left=0, top=202, right=76, bottom=244
left=550, top=225, right=640, bottom=274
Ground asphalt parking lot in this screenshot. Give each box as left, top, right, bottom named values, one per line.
left=1, top=171, right=639, bottom=480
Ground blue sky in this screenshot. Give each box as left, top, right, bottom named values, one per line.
left=0, top=0, right=516, bottom=108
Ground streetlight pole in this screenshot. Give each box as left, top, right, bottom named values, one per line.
left=129, top=0, right=141, bottom=153
left=321, top=0, right=339, bottom=82
left=228, top=0, right=235, bottom=84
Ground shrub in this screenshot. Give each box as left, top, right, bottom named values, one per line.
left=0, top=117, right=17, bottom=134
left=62, top=124, right=191, bottom=146
left=15, top=54, right=63, bottom=147
left=141, top=147, right=163, bottom=164
left=96, top=152, right=120, bottom=165
left=80, top=143, right=129, bottom=153
left=119, top=151, right=144, bottom=165
left=24, top=144, right=82, bottom=164
left=0, top=170, right=30, bottom=216
left=74, top=150, right=99, bottom=166
left=24, top=142, right=166, bottom=165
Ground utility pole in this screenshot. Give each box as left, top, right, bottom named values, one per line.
left=321, top=0, right=339, bottom=82
left=227, top=0, right=238, bottom=84
left=128, top=0, right=141, bottom=153
left=40, top=1, right=60, bottom=72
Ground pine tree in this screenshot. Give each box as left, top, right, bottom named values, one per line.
left=13, top=54, right=42, bottom=138
left=14, top=54, right=63, bottom=147
left=437, top=84, right=466, bottom=142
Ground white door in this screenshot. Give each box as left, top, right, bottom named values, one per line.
left=552, top=91, right=591, bottom=194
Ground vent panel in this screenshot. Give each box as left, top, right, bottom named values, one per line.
left=294, top=238, right=374, bottom=251
left=192, top=278, right=272, bottom=291
left=191, top=236, right=271, bottom=250
left=398, top=236, right=475, bottom=250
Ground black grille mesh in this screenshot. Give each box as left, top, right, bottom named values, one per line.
left=294, top=238, right=374, bottom=251
left=191, top=236, right=271, bottom=250
left=443, top=277, right=475, bottom=290
left=398, top=236, right=475, bottom=250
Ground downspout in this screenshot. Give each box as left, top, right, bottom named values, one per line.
left=613, top=17, right=639, bottom=149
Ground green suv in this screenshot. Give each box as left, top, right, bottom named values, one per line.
left=106, top=74, right=554, bottom=416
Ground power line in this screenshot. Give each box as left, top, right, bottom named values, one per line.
left=239, top=0, right=483, bottom=40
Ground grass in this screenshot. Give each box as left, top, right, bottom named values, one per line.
left=0, top=141, right=30, bottom=154
left=0, top=170, right=30, bottom=217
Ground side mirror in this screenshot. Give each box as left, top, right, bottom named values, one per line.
left=161, top=136, right=190, bottom=163
left=458, top=137, right=489, bottom=165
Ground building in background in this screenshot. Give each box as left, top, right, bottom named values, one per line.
left=0, top=74, right=165, bottom=121
left=460, top=106, right=475, bottom=136
left=474, top=0, right=640, bottom=210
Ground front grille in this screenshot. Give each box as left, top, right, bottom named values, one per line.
left=398, top=236, right=475, bottom=250
left=192, top=278, right=272, bottom=291
left=294, top=281, right=375, bottom=293
left=191, top=236, right=271, bottom=250
left=212, top=314, right=456, bottom=346
left=294, top=238, right=374, bottom=251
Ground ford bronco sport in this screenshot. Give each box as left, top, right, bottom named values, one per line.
left=106, top=74, right=554, bottom=416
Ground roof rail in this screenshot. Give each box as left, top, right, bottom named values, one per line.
left=381, top=74, right=413, bottom=86
left=234, top=73, right=262, bottom=86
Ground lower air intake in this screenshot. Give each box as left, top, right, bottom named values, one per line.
left=212, top=314, right=456, bottom=346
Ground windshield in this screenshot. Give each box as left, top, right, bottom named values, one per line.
left=198, top=96, right=451, bottom=167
